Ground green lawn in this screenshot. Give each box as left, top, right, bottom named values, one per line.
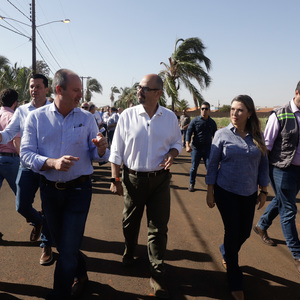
left=214, top=117, right=268, bottom=131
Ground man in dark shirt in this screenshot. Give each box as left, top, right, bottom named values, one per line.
left=186, top=101, right=217, bottom=192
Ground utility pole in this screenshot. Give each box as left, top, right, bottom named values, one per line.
left=31, top=0, right=36, bottom=74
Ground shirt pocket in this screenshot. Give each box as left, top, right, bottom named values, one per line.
left=72, top=126, right=86, bottom=145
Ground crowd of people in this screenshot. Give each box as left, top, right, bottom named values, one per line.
left=0, top=71, right=300, bottom=300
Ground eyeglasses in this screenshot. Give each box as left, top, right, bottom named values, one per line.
left=81, top=106, right=89, bottom=110
left=201, top=107, right=209, bottom=111
left=136, top=85, right=160, bottom=93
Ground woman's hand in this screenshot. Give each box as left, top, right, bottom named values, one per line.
left=206, top=185, right=215, bottom=208
left=256, top=192, right=267, bottom=210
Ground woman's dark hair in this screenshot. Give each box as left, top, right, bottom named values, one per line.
left=231, top=95, right=267, bottom=155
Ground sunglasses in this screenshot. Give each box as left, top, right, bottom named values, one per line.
left=201, top=107, right=209, bottom=111
left=136, top=85, right=160, bottom=93
left=81, top=106, right=89, bottom=110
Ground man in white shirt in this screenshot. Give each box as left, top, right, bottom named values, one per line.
left=109, top=74, right=182, bottom=299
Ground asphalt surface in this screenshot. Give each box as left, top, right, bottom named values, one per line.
left=0, top=150, right=300, bottom=300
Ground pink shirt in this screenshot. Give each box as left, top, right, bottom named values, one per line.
left=0, top=107, right=20, bottom=153
left=264, top=99, right=300, bottom=166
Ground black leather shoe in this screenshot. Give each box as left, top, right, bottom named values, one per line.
left=253, top=225, right=276, bottom=246
left=150, top=276, right=169, bottom=299
left=30, top=224, right=42, bottom=242
left=122, top=254, right=135, bottom=267
left=71, top=274, right=88, bottom=299
left=188, top=185, right=195, bottom=192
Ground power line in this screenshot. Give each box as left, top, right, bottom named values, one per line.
left=1, top=19, right=30, bottom=38
left=6, top=0, right=30, bottom=21
left=36, top=29, right=62, bottom=70
left=0, top=23, right=30, bottom=39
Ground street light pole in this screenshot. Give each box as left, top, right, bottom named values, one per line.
left=31, top=0, right=36, bottom=74
left=0, top=0, right=69, bottom=75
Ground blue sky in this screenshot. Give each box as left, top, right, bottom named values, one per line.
left=1, top=0, right=299, bottom=109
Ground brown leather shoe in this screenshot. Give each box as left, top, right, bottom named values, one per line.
left=231, top=290, right=244, bottom=300
left=40, top=246, right=53, bottom=265
left=150, top=276, right=169, bottom=299
left=253, top=225, right=276, bottom=246
left=294, top=259, right=300, bottom=274
left=71, top=274, right=88, bottom=298
left=30, top=224, right=43, bottom=242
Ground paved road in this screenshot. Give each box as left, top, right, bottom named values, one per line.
left=0, top=150, right=300, bottom=299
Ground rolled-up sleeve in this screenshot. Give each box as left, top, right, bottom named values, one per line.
left=205, top=130, right=222, bottom=185
left=20, top=112, right=48, bottom=173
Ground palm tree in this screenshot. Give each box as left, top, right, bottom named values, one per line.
left=177, top=99, right=190, bottom=111
left=84, top=78, right=103, bottom=102
left=160, top=37, right=211, bottom=111
left=115, top=84, right=138, bottom=109
left=110, top=86, right=120, bottom=107
left=0, top=55, right=10, bottom=90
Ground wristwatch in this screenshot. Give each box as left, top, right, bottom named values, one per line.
left=110, top=177, right=121, bottom=183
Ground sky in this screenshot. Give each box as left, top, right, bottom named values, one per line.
left=1, top=0, right=300, bottom=109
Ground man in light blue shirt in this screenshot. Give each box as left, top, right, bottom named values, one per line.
left=21, top=69, right=109, bottom=300
left=0, top=74, right=53, bottom=265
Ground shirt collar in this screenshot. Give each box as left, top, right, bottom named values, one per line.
left=291, top=99, right=300, bottom=113
left=0, top=106, right=14, bottom=113
left=137, top=104, right=163, bottom=118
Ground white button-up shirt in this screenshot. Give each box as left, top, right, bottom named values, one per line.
left=109, top=104, right=182, bottom=172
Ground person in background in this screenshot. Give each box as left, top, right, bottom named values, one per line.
left=179, top=109, right=190, bottom=147
left=186, top=102, right=217, bottom=192
left=109, top=74, right=182, bottom=299
left=20, top=68, right=109, bottom=299
left=0, top=74, right=53, bottom=266
left=102, top=106, right=110, bottom=139
left=81, top=102, right=89, bottom=111
left=117, top=107, right=123, bottom=115
left=107, top=106, right=119, bottom=146
left=89, top=103, right=102, bottom=130
left=206, top=95, right=269, bottom=300
left=253, top=81, right=300, bottom=274
left=0, top=88, right=20, bottom=194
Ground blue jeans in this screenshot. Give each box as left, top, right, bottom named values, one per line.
left=215, top=185, right=257, bottom=291
left=15, top=165, right=51, bottom=247
left=189, top=146, right=210, bottom=185
left=181, top=129, right=187, bottom=146
left=0, top=155, right=20, bottom=194
left=40, top=179, right=92, bottom=297
left=258, top=165, right=300, bottom=259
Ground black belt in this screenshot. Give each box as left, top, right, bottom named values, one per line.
left=0, top=152, right=19, bottom=157
left=124, top=165, right=168, bottom=177
left=40, top=175, right=91, bottom=190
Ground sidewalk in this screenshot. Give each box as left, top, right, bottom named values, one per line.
left=0, top=150, right=300, bottom=299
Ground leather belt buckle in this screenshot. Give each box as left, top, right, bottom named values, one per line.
left=55, top=181, right=67, bottom=190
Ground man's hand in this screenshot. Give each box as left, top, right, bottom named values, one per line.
left=92, top=132, right=108, bottom=157
left=186, top=145, right=192, bottom=153
left=159, top=153, right=174, bottom=170
left=42, top=155, right=79, bottom=171
left=110, top=182, right=123, bottom=196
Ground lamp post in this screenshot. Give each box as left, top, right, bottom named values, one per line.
left=0, top=0, right=70, bottom=74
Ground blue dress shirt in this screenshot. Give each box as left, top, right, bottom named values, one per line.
left=20, top=102, right=109, bottom=182
left=206, top=123, right=269, bottom=196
